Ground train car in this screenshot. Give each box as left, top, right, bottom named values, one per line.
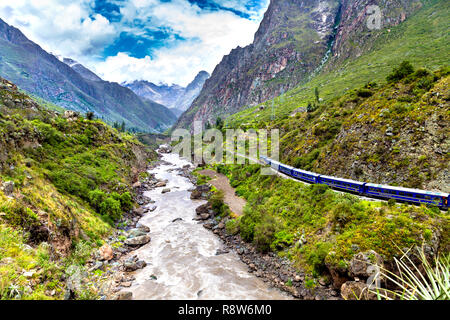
left=365, top=183, right=450, bottom=208
left=279, top=163, right=294, bottom=176
left=291, top=168, right=319, bottom=183
left=317, top=174, right=366, bottom=194
left=270, top=159, right=280, bottom=171
left=260, top=156, right=449, bottom=209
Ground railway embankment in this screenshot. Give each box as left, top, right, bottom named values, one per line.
left=192, top=163, right=448, bottom=299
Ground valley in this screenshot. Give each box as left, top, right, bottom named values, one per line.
left=0, top=0, right=448, bottom=302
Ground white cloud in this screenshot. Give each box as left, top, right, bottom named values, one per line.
left=0, top=0, right=268, bottom=86
left=0, top=1, right=116, bottom=58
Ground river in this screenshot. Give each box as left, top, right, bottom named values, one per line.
left=123, top=151, right=290, bottom=300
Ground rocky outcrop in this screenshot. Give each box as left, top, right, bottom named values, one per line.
left=176, top=0, right=341, bottom=130
left=176, top=0, right=426, bottom=131
left=329, top=0, right=423, bottom=67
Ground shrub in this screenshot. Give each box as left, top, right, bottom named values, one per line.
left=99, top=197, right=122, bottom=222
left=357, top=88, right=373, bottom=98
left=271, top=230, right=294, bottom=250
left=294, top=149, right=320, bottom=170
left=119, top=192, right=133, bottom=212
left=225, top=218, right=240, bottom=235
left=307, top=242, right=333, bottom=274
left=86, top=112, right=95, bottom=121
left=253, top=215, right=277, bottom=252
left=210, top=190, right=228, bottom=216
left=387, top=61, right=414, bottom=83
left=240, top=208, right=258, bottom=242
left=88, top=189, right=107, bottom=210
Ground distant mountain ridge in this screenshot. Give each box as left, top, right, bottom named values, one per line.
left=0, top=18, right=176, bottom=132
left=125, top=70, right=209, bottom=115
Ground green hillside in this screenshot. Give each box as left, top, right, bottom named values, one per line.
left=0, top=77, right=152, bottom=299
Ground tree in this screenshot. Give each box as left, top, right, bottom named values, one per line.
left=120, top=121, right=125, bottom=132
left=387, top=61, right=414, bottom=83
left=86, top=111, right=95, bottom=120
left=314, top=87, right=320, bottom=103
left=215, top=117, right=224, bottom=130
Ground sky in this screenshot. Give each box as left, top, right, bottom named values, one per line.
left=0, top=0, right=269, bottom=86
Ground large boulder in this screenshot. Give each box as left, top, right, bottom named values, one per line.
left=127, top=228, right=148, bottom=239
left=349, top=250, right=384, bottom=279
left=125, top=235, right=151, bottom=246
left=98, top=244, right=114, bottom=261
left=1, top=181, right=14, bottom=196
left=325, top=251, right=351, bottom=289
left=190, top=184, right=211, bottom=200
left=340, top=281, right=377, bottom=300
left=195, top=203, right=213, bottom=216
left=159, top=145, right=172, bottom=153
left=116, top=291, right=133, bottom=300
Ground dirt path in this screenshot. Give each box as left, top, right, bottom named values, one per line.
left=198, top=169, right=246, bottom=216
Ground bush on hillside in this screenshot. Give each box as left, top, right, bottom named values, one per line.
left=387, top=61, right=414, bottom=83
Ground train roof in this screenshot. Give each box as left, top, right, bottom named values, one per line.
left=365, top=183, right=449, bottom=197
left=319, top=174, right=366, bottom=186
left=292, top=167, right=319, bottom=177
left=279, top=163, right=294, bottom=169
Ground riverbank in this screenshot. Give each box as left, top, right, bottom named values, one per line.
left=193, top=169, right=340, bottom=300
left=105, top=148, right=290, bottom=300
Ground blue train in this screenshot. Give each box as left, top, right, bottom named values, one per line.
left=260, top=156, right=450, bottom=209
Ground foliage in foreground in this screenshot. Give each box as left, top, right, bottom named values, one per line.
left=372, top=247, right=449, bottom=300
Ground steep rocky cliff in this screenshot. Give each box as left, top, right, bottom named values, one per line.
left=176, top=0, right=341, bottom=129
left=176, top=0, right=425, bottom=130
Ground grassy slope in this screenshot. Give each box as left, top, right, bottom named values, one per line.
left=0, top=78, right=151, bottom=299
left=216, top=163, right=448, bottom=286
left=226, top=0, right=449, bottom=128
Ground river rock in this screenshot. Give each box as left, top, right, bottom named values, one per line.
left=190, top=184, right=211, bottom=200
left=147, top=205, right=157, bottom=212
left=172, top=218, right=183, bottom=223
left=127, top=228, right=148, bottom=239
left=159, top=144, right=172, bottom=153
left=162, top=188, right=171, bottom=194
left=136, top=223, right=150, bottom=232
left=89, top=261, right=104, bottom=272
left=155, top=181, right=167, bottom=188
left=133, top=207, right=144, bottom=216
left=196, top=203, right=212, bottom=215
left=125, top=235, right=151, bottom=246
left=132, top=181, right=141, bottom=189
left=98, top=244, right=114, bottom=261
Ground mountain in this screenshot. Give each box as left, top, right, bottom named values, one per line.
left=176, top=0, right=426, bottom=130
left=0, top=75, right=155, bottom=299
left=61, top=57, right=103, bottom=82
left=125, top=70, right=209, bottom=115
left=0, top=18, right=176, bottom=132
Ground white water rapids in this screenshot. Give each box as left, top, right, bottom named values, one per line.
left=124, top=152, right=290, bottom=300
